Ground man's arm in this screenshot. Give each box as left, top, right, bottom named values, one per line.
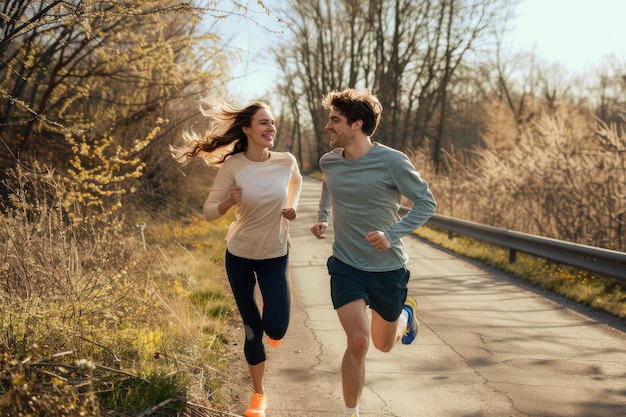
left=385, top=154, right=437, bottom=243
left=311, top=179, right=331, bottom=239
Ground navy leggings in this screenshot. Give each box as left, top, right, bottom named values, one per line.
left=225, top=250, right=290, bottom=365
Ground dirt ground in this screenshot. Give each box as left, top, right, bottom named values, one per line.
left=214, top=319, right=254, bottom=417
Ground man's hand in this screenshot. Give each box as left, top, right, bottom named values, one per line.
left=310, top=221, right=328, bottom=239
left=365, top=231, right=391, bottom=251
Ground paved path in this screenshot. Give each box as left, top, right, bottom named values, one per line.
left=263, top=177, right=626, bottom=417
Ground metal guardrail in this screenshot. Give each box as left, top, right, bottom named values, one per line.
left=423, top=214, right=626, bottom=283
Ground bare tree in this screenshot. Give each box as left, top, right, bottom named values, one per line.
left=0, top=0, right=230, bottom=209
left=272, top=0, right=514, bottom=167
left=592, top=56, right=626, bottom=123
left=423, top=0, right=514, bottom=169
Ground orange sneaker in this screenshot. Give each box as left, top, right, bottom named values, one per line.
left=267, top=337, right=283, bottom=348
left=244, top=392, right=266, bottom=417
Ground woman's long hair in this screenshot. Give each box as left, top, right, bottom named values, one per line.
left=171, top=98, right=269, bottom=166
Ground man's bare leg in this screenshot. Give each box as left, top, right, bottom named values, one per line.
left=336, top=299, right=370, bottom=408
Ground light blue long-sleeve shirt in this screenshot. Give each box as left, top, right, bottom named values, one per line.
left=317, top=143, right=436, bottom=272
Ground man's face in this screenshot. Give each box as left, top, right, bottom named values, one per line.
left=324, top=108, right=357, bottom=148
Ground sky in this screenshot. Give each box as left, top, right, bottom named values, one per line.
left=510, top=0, right=625, bottom=71
left=216, top=0, right=626, bottom=101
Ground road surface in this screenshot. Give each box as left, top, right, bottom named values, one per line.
left=261, top=177, right=626, bottom=417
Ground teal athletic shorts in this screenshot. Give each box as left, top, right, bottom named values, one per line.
left=327, top=255, right=410, bottom=322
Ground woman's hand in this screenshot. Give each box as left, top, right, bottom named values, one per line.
left=229, top=185, right=243, bottom=205
left=282, top=207, right=297, bottom=221
left=218, top=185, right=242, bottom=215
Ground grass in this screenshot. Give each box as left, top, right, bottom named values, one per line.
left=414, top=225, right=626, bottom=319
left=0, top=167, right=240, bottom=416
left=0, top=211, right=239, bottom=416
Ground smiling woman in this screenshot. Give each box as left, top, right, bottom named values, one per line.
left=171, top=96, right=302, bottom=417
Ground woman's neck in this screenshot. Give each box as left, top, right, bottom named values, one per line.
left=244, top=149, right=270, bottom=162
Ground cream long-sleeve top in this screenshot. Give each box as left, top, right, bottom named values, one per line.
left=203, top=151, right=302, bottom=260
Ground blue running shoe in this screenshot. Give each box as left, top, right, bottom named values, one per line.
left=402, top=296, right=418, bottom=344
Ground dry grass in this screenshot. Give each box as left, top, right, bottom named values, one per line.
left=413, top=108, right=626, bottom=253
left=0, top=167, right=241, bottom=416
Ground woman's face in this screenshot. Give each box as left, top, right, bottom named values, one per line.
left=243, top=107, right=276, bottom=150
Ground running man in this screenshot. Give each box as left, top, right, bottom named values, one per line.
left=310, top=88, right=436, bottom=417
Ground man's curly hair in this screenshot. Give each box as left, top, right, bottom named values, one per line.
left=322, top=88, right=383, bottom=136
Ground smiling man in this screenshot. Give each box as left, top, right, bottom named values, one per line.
left=310, top=88, right=437, bottom=417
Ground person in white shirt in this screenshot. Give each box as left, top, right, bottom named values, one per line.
left=172, top=98, right=302, bottom=417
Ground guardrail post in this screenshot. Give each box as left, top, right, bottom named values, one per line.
left=509, top=249, right=517, bottom=264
